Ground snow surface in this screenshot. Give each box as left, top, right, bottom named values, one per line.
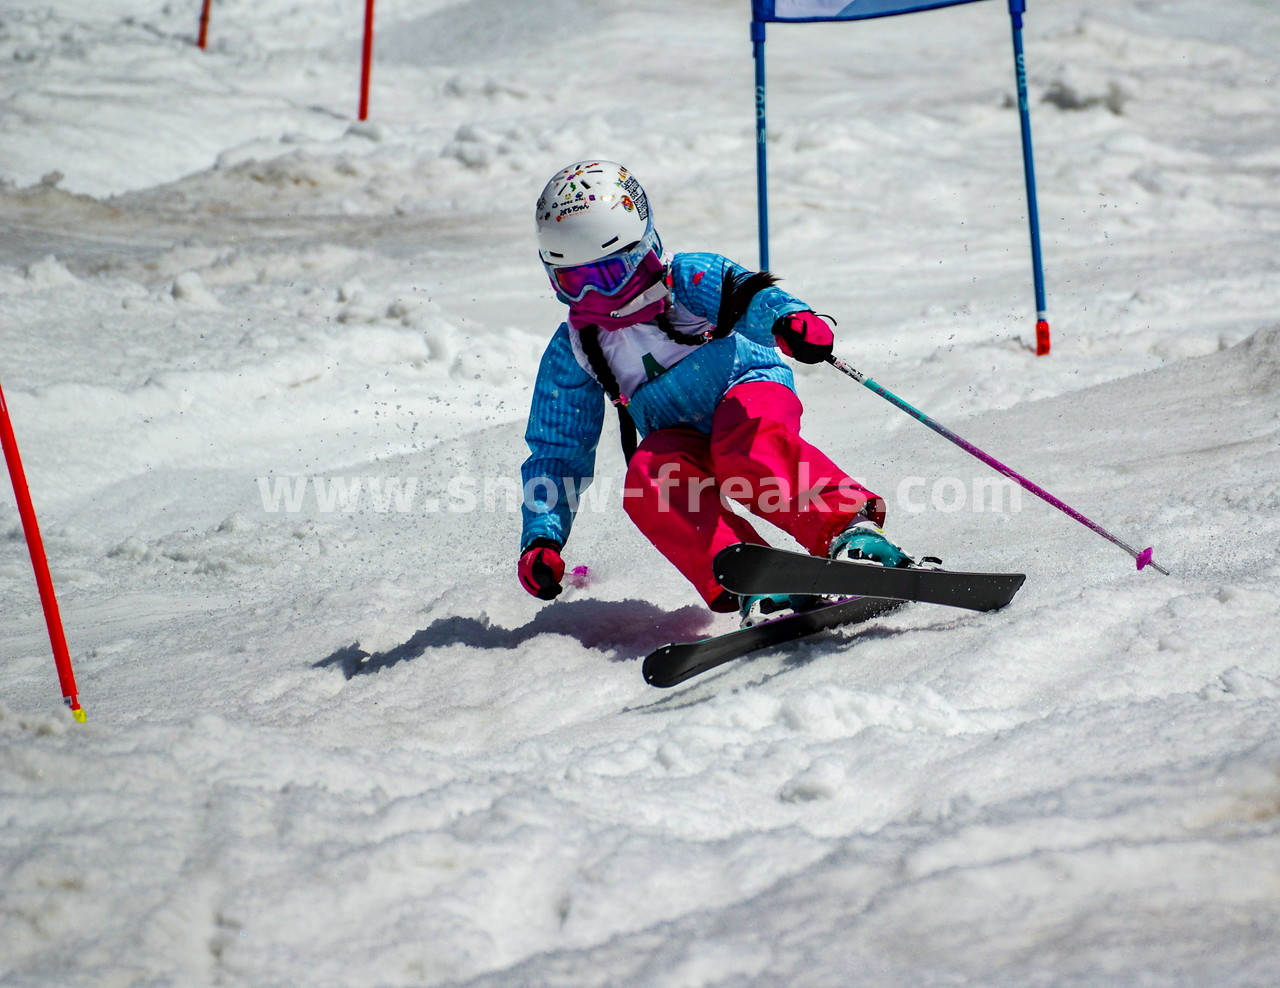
left=2, top=0, right=1279, bottom=985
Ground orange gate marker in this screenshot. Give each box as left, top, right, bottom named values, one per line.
left=197, top=0, right=212, bottom=49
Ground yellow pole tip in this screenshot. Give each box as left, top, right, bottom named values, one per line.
left=72, top=708, right=87, bottom=723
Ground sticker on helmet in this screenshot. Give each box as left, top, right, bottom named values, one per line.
left=620, top=176, right=649, bottom=220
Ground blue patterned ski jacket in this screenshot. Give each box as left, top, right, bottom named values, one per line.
left=519, top=251, right=810, bottom=550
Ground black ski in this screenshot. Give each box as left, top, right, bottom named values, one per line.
left=643, top=594, right=904, bottom=688
left=714, top=542, right=1024, bottom=612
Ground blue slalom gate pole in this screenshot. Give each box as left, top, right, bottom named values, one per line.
left=1008, top=0, right=1050, bottom=354
left=752, top=19, right=770, bottom=270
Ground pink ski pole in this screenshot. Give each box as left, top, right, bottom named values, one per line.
left=827, top=355, right=1169, bottom=575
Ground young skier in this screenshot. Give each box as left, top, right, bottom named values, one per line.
left=516, top=160, right=920, bottom=625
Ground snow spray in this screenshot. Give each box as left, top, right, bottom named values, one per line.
left=827, top=355, right=1169, bottom=575
left=0, top=380, right=85, bottom=720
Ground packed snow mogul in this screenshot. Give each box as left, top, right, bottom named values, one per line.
left=517, top=160, right=920, bottom=626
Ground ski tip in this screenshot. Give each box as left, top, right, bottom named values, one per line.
left=642, top=647, right=676, bottom=688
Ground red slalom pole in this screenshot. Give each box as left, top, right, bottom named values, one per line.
left=197, top=0, right=212, bottom=49
left=358, top=0, right=375, bottom=120
left=0, top=380, right=85, bottom=721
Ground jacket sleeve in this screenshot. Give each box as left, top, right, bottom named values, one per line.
left=670, top=252, right=809, bottom=347
left=519, top=323, right=605, bottom=550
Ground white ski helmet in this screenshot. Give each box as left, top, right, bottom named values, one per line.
left=535, top=160, right=661, bottom=300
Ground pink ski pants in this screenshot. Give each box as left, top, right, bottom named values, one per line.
left=623, top=381, right=883, bottom=611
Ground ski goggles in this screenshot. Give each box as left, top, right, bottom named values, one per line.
left=546, top=235, right=657, bottom=303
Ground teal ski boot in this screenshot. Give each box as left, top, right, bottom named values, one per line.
left=828, top=518, right=937, bottom=568
left=738, top=592, right=825, bottom=629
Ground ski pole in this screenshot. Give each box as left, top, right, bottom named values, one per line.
left=826, top=355, right=1169, bottom=575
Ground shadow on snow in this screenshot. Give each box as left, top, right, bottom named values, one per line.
left=314, top=598, right=716, bottom=679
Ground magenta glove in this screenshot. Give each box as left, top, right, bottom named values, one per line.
left=774, top=311, right=834, bottom=364
left=518, top=539, right=565, bottom=600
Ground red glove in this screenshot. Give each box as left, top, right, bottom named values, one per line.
left=518, top=539, right=565, bottom=600
left=774, top=311, right=834, bottom=364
